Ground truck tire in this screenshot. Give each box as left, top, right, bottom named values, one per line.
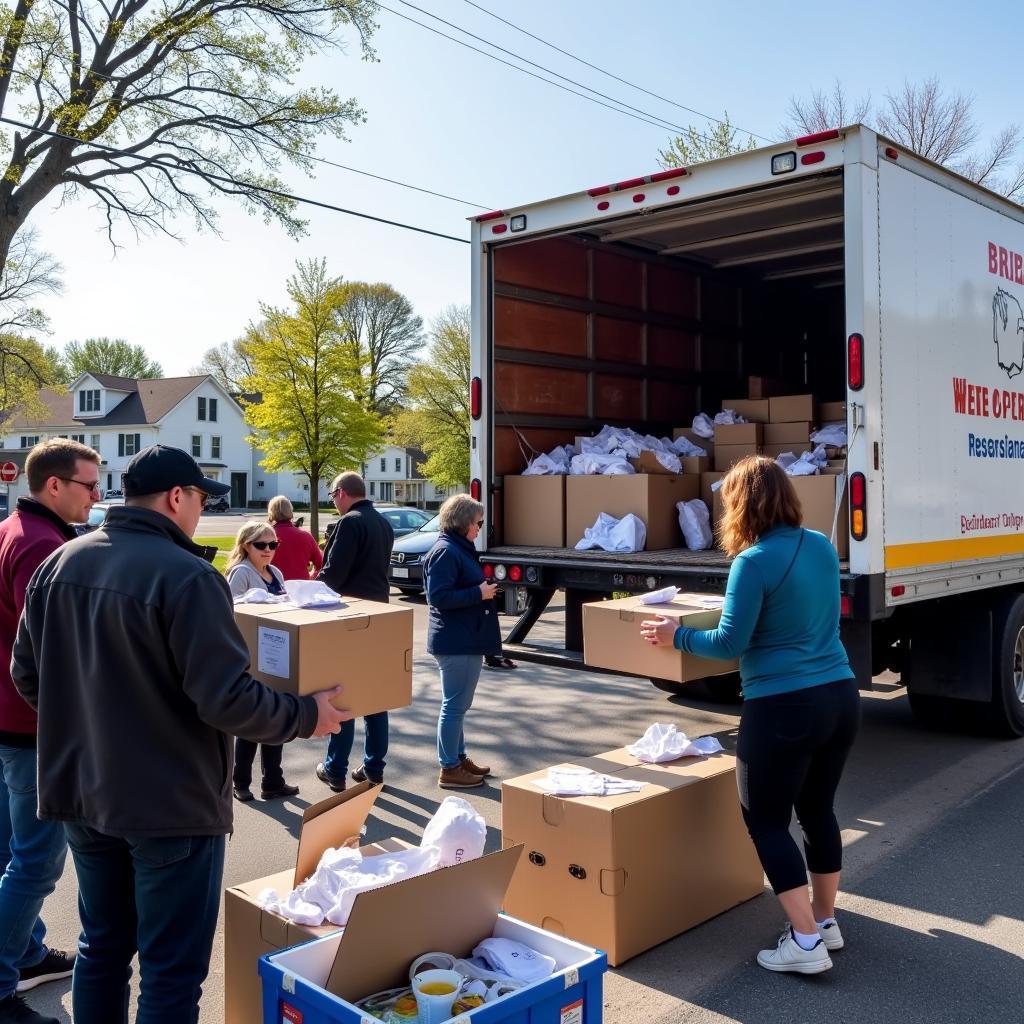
left=982, top=592, right=1024, bottom=737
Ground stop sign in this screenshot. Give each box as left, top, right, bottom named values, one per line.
left=0, top=462, right=19, bottom=483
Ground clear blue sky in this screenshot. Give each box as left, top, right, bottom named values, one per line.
left=33, top=0, right=1022, bottom=374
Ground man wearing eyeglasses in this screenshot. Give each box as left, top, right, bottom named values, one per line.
left=11, top=445, right=350, bottom=1024
left=0, top=438, right=99, bottom=1024
left=316, top=471, right=394, bottom=791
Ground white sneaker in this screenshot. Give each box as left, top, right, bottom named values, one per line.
left=756, top=930, right=832, bottom=974
left=817, top=919, right=844, bottom=950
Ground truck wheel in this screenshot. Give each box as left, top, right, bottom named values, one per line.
left=982, top=592, right=1024, bottom=737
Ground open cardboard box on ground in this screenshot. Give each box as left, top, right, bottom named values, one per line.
left=582, top=592, right=737, bottom=682
left=233, top=598, right=413, bottom=718
left=566, top=474, right=698, bottom=550
left=224, top=783, right=396, bottom=1024
left=257, top=846, right=608, bottom=1024
left=501, top=748, right=764, bottom=966
left=503, top=475, right=566, bottom=546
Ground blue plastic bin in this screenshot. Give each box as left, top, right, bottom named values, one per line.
left=259, top=913, right=606, bottom=1024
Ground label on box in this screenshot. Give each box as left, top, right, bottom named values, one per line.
left=280, top=1003, right=303, bottom=1024
left=258, top=626, right=290, bottom=678
left=560, top=998, right=584, bottom=1024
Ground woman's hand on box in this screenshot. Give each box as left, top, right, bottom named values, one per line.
left=640, top=616, right=676, bottom=647
left=312, top=686, right=352, bottom=736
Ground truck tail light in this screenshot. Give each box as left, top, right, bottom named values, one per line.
left=482, top=563, right=494, bottom=579
left=471, top=479, right=482, bottom=501
left=840, top=595, right=852, bottom=617
left=470, top=376, right=481, bottom=420
left=850, top=471, right=867, bottom=541
left=848, top=333, right=864, bottom=391
left=508, top=565, right=522, bottom=582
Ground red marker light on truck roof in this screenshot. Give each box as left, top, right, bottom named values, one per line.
left=848, top=333, right=864, bottom=391
left=650, top=167, right=687, bottom=181
left=796, top=129, right=840, bottom=146
left=475, top=210, right=505, bottom=222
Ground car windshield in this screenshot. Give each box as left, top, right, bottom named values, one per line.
left=87, top=505, right=108, bottom=527
left=419, top=514, right=441, bottom=533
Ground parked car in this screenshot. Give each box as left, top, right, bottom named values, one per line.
left=378, top=506, right=433, bottom=538
left=204, top=494, right=230, bottom=513
left=78, top=498, right=124, bottom=534
left=388, top=513, right=441, bottom=594
left=103, top=488, right=124, bottom=499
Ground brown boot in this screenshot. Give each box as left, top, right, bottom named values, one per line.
left=439, top=765, right=485, bottom=788
left=460, top=755, right=491, bottom=777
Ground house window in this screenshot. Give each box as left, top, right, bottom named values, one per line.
left=209, top=398, right=218, bottom=422
left=191, top=435, right=202, bottom=458
left=20, top=435, right=40, bottom=448
left=380, top=457, right=386, bottom=471
left=197, top=396, right=206, bottom=420
left=70, top=433, right=85, bottom=443
left=118, top=433, right=141, bottom=457
left=369, top=481, right=376, bottom=496
left=90, top=434, right=100, bottom=451
left=79, top=389, right=100, bottom=413
left=394, top=457, right=402, bottom=472
left=257, top=480, right=264, bottom=488
left=211, top=436, right=221, bottom=460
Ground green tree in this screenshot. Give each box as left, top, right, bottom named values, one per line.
left=337, top=282, right=423, bottom=414
left=658, top=112, right=756, bottom=169
left=393, top=305, right=470, bottom=489
left=241, top=258, right=384, bottom=538
left=0, top=333, right=64, bottom=422
left=0, top=0, right=377, bottom=279
left=63, top=337, right=162, bottom=379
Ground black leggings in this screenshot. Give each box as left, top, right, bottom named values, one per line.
left=736, top=678, right=861, bottom=895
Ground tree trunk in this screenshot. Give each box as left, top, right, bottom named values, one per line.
left=309, top=464, right=321, bottom=541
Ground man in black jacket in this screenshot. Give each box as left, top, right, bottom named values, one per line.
left=316, top=471, right=394, bottom=789
left=12, top=445, right=349, bottom=1024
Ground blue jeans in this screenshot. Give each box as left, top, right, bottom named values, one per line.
left=434, top=654, right=483, bottom=769
left=0, top=744, right=68, bottom=999
left=65, top=824, right=225, bottom=1024
left=324, top=712, right=388, bottom=781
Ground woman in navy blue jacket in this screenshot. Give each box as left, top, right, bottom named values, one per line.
left=423, top=493, right=501, bottom=789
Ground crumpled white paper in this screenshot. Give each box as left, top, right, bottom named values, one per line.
left=671, top=435, right=707, bottom=457
left=810, top=424, right=847, bottom=447
left=627, top=723, right=725, bottom=763
left=677, top=498, right=713, bottom=550
left=574, top=512, right=646, bottom=552
left=570, top=453, right=635, bottom=476
left=691, top=413, right=716, bottom=439
left=232, top=588, right=288, bottom=605
left=522, top=451, right=568, bottom=476
left=639, top=585, right=680, bottom=605
left=533, top=766, right=646, bottom=796
left=715, top=409, right=748, bottom=425
left=781, top=445, right=829, bottom=476
left=284, top=579, right=345, bottom=608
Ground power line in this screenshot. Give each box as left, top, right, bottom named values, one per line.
left=459, top=0, right=773, bottom=144
left=374, top=0, right=714, bottom=141
left=0, top=62, right=490, bottom=209
left=0, top=116, right=471, bottom=244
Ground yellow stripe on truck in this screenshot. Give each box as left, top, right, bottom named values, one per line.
left=885, top=534, right=1024, bottom=570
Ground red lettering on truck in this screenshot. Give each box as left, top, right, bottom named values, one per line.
left=989, top=241, right=1024, bottom=284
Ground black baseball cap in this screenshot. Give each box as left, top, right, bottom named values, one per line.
left=122, top=444, right=231, bottom=497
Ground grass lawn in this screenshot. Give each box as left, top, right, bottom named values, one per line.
left=203, top=536, right=234, bottom=573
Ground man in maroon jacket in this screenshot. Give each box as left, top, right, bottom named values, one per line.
left=0, top=439, right=99, bottom=1024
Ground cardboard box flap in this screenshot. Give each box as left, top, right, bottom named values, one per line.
left=325, top=846, right=524, bottom=1001
left=295, top=782, right=381, bottom=887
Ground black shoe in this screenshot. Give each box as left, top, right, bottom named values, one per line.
left=233, top=786, right=254, bottom=802
left=261, top=782, right=300, bottom=800
left=351, top=765, right=384, bottom=785
left=315, top=762, right=345, bottom=792
left=16, top=948, right=75, bottom=994
left=0, top=994, right=59, bottom=1023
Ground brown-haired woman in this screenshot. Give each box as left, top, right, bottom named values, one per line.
left=641, top=456, right=859, bottom=975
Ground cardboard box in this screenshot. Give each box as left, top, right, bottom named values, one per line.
left=747, top=375, right=790, bottom=399
left=504, top=475, right=566, bottom=546
left=763, top=421, right=811, bottom=444
left=700, top=471, right=725, bottom=512
left=714, top=444, right=760, bottom=471
left=720, top=398, right=770, bottom=422
left=629, top=451, right=677, bottom=476
left=769, top=394, right=816, bottom=422
left=672, top=427, right=713, bottom=456
left=792, top=473, right=849, bottom=558
left=762, top=442, right=813, bottom=460
left=566, top=474, right=698, bottom=550
left=823, top=459, right=846, bottom=474
left=258, top=854, right=606, bottom=1023
left=225, top=784, right=394, bottom=1024
left=679, top=455, right=710, bottom=475
left=582, top=592, right=737, bottom=682
left=501, top=748, right=764, bottom=965
left=819, top=400, right=847, bottom=422
left=233, top=600, right=413, bottom=718
left=713, top=422, right=763, bottom=446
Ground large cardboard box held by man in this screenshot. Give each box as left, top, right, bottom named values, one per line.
left=503, top=475, right=566, bottom=546
left=233, top=598, right=413, bottom=718
left=583, top=592, right=738, bottom=682
left=566, top=474, right=698, bottom=550
left=501, top=748, right=764, bottom=966
left=224, top=784, right=395, bottom=1024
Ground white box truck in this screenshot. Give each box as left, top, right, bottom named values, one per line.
left=468, top=125, right=1024, bottom=736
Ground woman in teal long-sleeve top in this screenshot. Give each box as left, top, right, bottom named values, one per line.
left=641, top=456, right=859, bottom=976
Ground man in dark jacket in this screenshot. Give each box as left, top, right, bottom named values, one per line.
left=11, top=445, right=349, bottom=1024
left=0, top=439, right=99, bottom=1024
left=316, top=471, right=394, bottom=789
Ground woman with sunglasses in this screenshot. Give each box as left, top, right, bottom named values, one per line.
left=225, top=522, right=299, bottom=802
